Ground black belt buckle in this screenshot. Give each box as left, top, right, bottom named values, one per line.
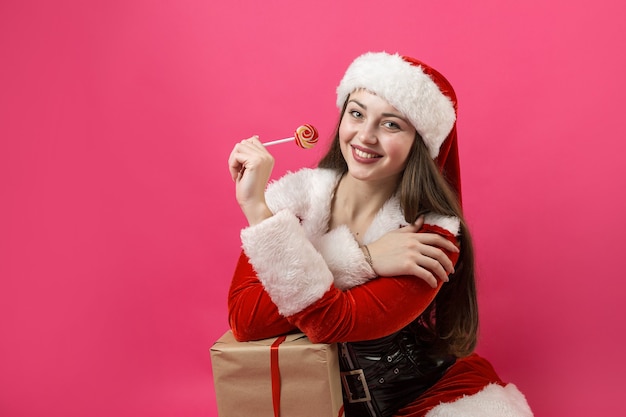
left=341, top=369, right=371, bottom=403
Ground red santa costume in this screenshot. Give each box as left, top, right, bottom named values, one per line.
left=228, top=52, right=533, bottom=417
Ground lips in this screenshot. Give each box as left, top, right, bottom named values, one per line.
left=352, top=145, right=381, bottom=161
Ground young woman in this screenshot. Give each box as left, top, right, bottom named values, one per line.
left=227, top=52, right=533, bottom=417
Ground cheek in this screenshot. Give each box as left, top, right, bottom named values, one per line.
left=338, top=116, right=351, bottom=141
left=338, top=122, right=352, bottom=150
left=338, top=124, right=347, bottom=142
left=385, top=138, right=414, bottom=162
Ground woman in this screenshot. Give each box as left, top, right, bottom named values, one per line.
left=227, top=52, right=532, bottom=417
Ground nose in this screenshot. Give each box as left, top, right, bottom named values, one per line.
left=358, top=122, right=378, bottom=144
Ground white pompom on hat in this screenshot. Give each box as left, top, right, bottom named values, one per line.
left=336, top=52, right=456, bottom=160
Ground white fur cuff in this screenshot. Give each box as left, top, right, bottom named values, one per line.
left=316, top=225, right=377, bottom=290
left=240, top=210, right=334, bottom=317
left=424, top=213, right=460, bottom=237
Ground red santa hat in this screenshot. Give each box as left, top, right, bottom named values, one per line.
left=336, top=52, right=462, bottom=201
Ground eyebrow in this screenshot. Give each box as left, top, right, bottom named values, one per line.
left=348, top=99, right=407, bottom=121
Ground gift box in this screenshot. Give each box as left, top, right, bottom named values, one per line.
left=210, top=330, right=344, bottom=417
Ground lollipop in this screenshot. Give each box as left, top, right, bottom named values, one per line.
left=263, top=124, right=319, bottom=149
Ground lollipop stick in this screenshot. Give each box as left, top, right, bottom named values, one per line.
left=263, top=137, right=294, bottom=147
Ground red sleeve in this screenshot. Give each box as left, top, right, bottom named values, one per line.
left=228, top=225, right=459, bottom=343
left=228, top=251, right=297, bottom=341
left=289, top=273, right=441, bottom=343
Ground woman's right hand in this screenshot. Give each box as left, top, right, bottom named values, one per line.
left=365, top=217, right=459, bottom=288
left=227, top=136, right=275, bottom=226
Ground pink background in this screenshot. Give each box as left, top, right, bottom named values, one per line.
left=1, top=1, right=625, bottom=416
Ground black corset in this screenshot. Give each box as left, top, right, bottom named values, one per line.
left=338, top=328, right=455, bottom=417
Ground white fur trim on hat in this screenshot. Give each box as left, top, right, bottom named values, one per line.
left=336, top=52, right=456, bottom=159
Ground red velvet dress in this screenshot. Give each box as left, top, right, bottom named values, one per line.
left=227, top=168, right=532, bottom=417
left=229, top=250, right=506, bottom=417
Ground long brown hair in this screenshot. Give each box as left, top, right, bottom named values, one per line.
left=318, top=103, right=478, bottom=357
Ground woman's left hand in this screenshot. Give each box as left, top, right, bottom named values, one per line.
left=228, top=136, right=274, bottom=226
left=364, top=217, right=459, bottom=288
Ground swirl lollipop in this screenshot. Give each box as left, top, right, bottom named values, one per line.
left=263, top=124, right=319, bottom=149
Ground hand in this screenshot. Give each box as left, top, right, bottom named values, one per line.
left=227, top=136, right=274, bottom=225
left=365, top=217, right=459, bottom=288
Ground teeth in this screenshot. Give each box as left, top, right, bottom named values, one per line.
left=354, top=148, right=378, bottom=159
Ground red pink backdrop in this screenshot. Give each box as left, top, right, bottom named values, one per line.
left=2, top=1, right=625, bottom=416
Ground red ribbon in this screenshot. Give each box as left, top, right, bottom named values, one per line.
left=270, top=335, right=344, bottom=417
left=270, top=335, right=287, bottom=417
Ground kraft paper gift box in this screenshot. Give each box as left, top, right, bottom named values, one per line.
left=210, top=330, right=344, bottom=417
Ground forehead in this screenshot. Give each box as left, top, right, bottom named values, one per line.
left=348, top=89, right=408, bottom=120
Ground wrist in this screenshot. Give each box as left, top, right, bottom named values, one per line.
left=361, top=244, right=375, bottom=273
left=241, top=202, right=273, bottom=226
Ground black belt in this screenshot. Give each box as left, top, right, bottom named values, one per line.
left=338, top=330, right=455, bottom=417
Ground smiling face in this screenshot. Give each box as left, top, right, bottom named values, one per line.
left=338, top=89, right=417, bottom=188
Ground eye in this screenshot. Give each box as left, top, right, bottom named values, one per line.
left=383, top=121, right=400, bottom=130
left=349, top=110, right=363, bottom=119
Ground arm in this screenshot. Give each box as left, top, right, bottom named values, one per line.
left=228, top=136, right=275, bottom=226
left=286, top=224, right=459, bottom=343
left=229, top=209, right=459, bottom=343
left=228, top=252, right=440, bottom=343
left=228, top=251, right=297, bottom=341
left=290, top=271, right=441, bottom=343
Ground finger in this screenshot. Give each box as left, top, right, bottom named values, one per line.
left=417, top=233, right=460, bottom=253
left=228, top=146, right=245, bottom=182
left=228, top=143, right=256, bottom=182
left=242, top=135, right=260, bottom=143
left=239, top=138, right=276, bottom=168
left=411, top=266, right=438, bottom=288
left=413, top=216, right=425, bottom=229
left=248, top=135, right=262, bottom=146
left=420, top=245, right=455, bottom=275
left=397, top=223, right=420, bottom=233
left=229, top=136, right=274, bottom=180
left=240, top=135, right=267, bottom=152
left=417, top=253, right=451, bottom=282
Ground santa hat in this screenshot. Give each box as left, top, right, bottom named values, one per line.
left=336, top=52, right=462, bottom=201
